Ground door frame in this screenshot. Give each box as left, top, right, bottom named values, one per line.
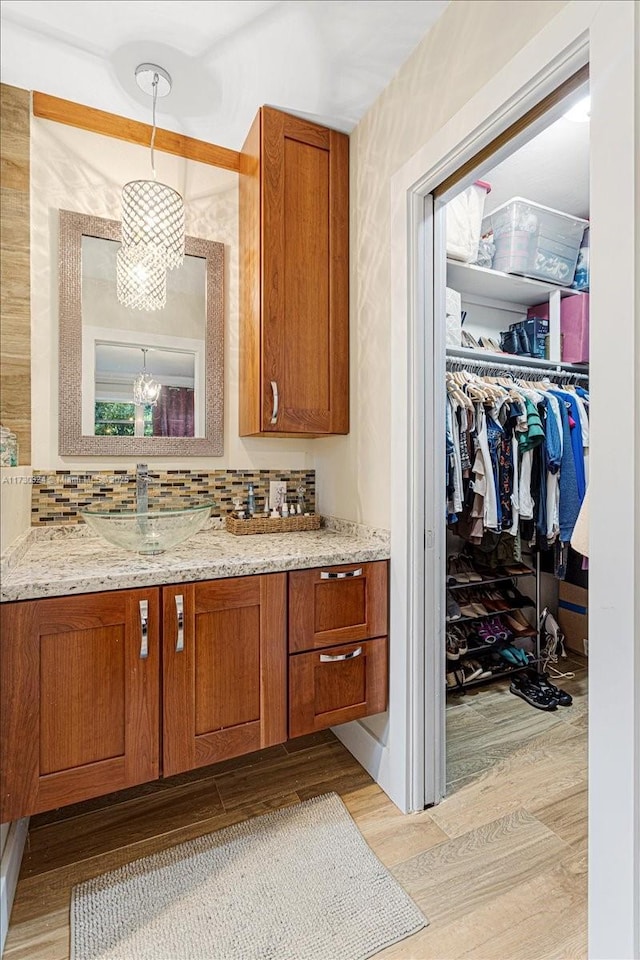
left=389, top=2, right=639, bottom=959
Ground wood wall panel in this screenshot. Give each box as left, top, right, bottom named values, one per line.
left=0, top=84, right=31, bottom=463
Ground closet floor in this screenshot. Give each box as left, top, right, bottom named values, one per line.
left=446, top=652, right=588, bottom=793
left=5, top=666, right=587, bottom=960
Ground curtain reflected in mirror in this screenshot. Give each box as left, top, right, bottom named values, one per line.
left=93, top=343, right=196, bottom=437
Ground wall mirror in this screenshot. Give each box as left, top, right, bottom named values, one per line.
left=58, top=209, right=224, bottom=456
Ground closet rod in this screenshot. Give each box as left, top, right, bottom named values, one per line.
left=446, top=353, right=589, bottom=383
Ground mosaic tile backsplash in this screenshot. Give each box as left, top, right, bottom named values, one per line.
left=31, top=469, right=316, bottom=525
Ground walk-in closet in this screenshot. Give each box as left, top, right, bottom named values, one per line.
left=442, top=85, right=590, bottom=793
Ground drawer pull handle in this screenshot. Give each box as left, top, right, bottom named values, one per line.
left=270, top=380, right=279, bottom=424
left=139, top=599, right=149, bottom=659
left=175, top=594, right=184, bottom=652
left=320, top=646, right=363, bottom=663
left=320, top=568, right=363, bottom=580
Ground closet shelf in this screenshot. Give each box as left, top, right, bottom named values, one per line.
left=451, top=605, right=536, bottom=626
left=448, top=569, right=534, bottom=590
left=448, top=659, right=543, bottom=692
left=446, top=259, right=580, bottom=307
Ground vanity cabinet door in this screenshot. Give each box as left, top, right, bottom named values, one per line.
left=289, top=637, right=388, bottom=738
left=0, top=588, right=160, bottom=821
left=239, top=106, right=349, bottom=437
left=162, top=574, right=287, bottom=777
left=289, top=561, right=388, bottom=653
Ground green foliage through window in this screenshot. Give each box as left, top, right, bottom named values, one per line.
left=95, top=402, right=154, bottom=436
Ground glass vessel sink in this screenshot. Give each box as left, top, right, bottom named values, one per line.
left=81, top=501, right=215, bottom=555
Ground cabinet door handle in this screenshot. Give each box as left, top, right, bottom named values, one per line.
left=320, top=646, right=363, bottom=663
left=175, top=594, right=184, bottom=653
left=270, top=380, right=279, bottom=424
left=320, top=568, right=363, bottom=580
left=139, top=599, right=149, bottom=659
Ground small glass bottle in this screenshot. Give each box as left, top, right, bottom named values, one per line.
left=247, top=483, right=256, bottom=517
left=0, top=426, right=17, bottom=467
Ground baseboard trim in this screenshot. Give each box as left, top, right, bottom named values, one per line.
left=0, top=818, right=29, bottom=956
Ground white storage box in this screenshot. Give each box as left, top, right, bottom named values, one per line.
left=482, top=197, right=587, bottom=286
left=445, top=287, right=462, bottom=347
left=446, top=181, right=491, bottom=263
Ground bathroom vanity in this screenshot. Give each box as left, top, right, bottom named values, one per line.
left=0, top=523, right=389, bottom=821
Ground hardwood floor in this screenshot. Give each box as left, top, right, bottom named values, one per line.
left=4, top=657, right=587, bottom=960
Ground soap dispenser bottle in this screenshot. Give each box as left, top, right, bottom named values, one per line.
left=247, top=483, right=256, bottom=517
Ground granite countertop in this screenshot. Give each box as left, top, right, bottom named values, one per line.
left=0, top=517, right=390, bottom=602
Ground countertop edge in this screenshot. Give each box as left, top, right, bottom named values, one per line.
left=0, top=518, right=390, bottom=603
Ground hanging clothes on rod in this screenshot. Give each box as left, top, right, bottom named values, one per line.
left=445, top=357, right=589, bottom=561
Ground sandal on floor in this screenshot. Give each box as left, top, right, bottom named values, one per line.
left=525, top=669, right=573, bottom=706
left=509, top=675, right=559, bottom=711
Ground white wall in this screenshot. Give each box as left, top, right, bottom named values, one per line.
left=315, top=0, right=568, bottom=528
left=30, top=118, right=316, bottom=473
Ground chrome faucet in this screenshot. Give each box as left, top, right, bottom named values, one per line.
left=136, top=463, right=149, bottom=514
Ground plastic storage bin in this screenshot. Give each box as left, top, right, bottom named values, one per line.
left=482, top=198, right=588, bottom=286
left=445, top=287, right=462, bottom=347
left=528, top=293, right=589, bottom=363
left=572, top=226, right=589, bottom=291
left=446, top=181, right=491, bottom=263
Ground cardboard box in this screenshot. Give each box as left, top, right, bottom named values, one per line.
left=557, top=582, right=588, bottom=657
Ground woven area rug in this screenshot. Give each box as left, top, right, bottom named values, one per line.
left=71, top=792, right=427, bottom=960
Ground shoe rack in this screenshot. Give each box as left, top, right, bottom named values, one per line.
left=446, top=550, right=542, bottom=691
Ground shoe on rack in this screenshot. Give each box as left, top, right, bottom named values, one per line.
left=447, top=555, right=470, bottom=584
left=501, top=585, right=535, bottom=608
left=446, top=668, right=465, bottom=689
left=457, top=557, right=483, bottom=582
left=503, top=563, right=533, bottom=576
left=458, top=659, right=483, bottom=683
left=446, top=632, right=460, bottom=661
left=525, top=669, right=573, bottom=706
left=457, top=591, right=481, bottom=619
left=509, top=675, right=559, bottom=711
left=504, top=611, right=535, bottom=636
left=446, top=592, right=462, bottom=622
left=450, top=625, right=469, bottom=656
left=497, top=644, right=528, bottom=667
left=466, top=657, right=492, bottom=680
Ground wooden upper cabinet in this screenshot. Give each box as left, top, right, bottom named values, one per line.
left=239, top=107, right=349, bottom=436
left=0, top=589, right=160, bottom=821
left=162, top=575, right=287, bottom=777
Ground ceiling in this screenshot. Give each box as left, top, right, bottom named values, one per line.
left=482, top=108, right=590, bottom=221
left=0, top=0, right=449, bottom=150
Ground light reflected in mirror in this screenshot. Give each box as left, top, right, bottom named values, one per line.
left=58, top=210, right=224, bottom=457
left=81, top=236, right=206, bottom=439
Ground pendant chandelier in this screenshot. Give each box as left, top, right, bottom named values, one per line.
left=117, top=63, right=185, bottom=311
left=116, top=247, right=166, bottom=311
left=133, top=348, right=162, bottom=406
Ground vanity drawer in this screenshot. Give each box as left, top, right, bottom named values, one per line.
left=288, top=560, right=388, bottom=653
left=288, top=637, right=387, bottom=738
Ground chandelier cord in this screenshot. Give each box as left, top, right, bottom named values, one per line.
left=150, top=73, right=159, bottom=180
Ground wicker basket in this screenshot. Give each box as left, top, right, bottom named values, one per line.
left=225, top=514, right=322, bottom=536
